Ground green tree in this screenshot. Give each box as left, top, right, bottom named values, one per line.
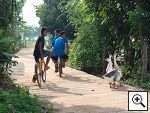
left=36, top=0, right=74, bottom=38
left=37, top=0, right=150, bottom=85
left=0, top=0, right=25, bottom=76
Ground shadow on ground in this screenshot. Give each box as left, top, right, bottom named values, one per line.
left=31, top=82, right=83, bottom=96
left=62, top=73, right=100, bottom=84
left=52, top=103, right=141, bottom=113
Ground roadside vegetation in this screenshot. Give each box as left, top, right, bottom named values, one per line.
left=36, top=0, right=150, bottom=89
left=0, top=0, right=53, bottom=112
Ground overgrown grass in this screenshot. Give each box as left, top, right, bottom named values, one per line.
left=0, top=76, right=53, bottom=113
left=0, top=86, right=53, bottom=113
left=120, top=65, right=150, bottom=90
left=124, top=76, right=150, bottom=90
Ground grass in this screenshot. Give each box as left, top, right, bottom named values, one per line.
left=0, top=76, right=53, bottom=113
left=124, top=76, right=150, bottom=90
left=0, top=86, right=53, bottom=113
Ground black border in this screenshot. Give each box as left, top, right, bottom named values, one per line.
left=128, top=91, right=148, bottom=111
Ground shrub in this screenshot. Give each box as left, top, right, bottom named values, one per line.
left=69, top=24, right=102, bottom=74
left=0, top=86, right=53, bottom=113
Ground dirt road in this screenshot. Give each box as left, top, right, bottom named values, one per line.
left=11, top=48, right=150, bottom=113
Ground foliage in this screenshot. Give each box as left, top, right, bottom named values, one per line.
left=66, top=0, right=150, bottom=77
left=0, top=86, right=53, bottom=113
left=125, top=76, right=150, bottom=90
left=69, top=23, right=102, bottom=73
left=23, top=26, right=40, bottom=39
left=0, top=35, right=18, bottom=75
left=36, top=0, right=74, bottom=38
left=0, top=0, right=24, bottom=76
left=37, top=0, right=150, bottom=87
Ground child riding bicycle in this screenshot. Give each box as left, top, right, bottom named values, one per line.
left=51, top=31, right=69, bottom=73
left=32, top=27, right=51, bottom=83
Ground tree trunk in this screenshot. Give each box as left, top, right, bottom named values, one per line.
left=147, top=47, right=150, bottom=72
left=142, top=40, right=148, bottom=78
left=140, top=23, right=148, bottom=79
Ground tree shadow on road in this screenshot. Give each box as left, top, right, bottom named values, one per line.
left=52, top=103, right=142, bottom=113
left=31, top=82, right=83, bottom=96
left=46, top=82, right=83, bottom=96
left=38, top=94, right=57, bottom=100
left=62, top=73, right=101, bottom=84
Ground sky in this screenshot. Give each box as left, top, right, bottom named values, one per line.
left=22, top=0, right=43, bottom=27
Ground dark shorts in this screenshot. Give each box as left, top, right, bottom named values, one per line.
left=34, top=50, right=49, bottom=63
left=51, top=55, right=68, bottom=62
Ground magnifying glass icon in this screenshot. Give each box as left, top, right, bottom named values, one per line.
left=132, top=94, right=146, bottom=108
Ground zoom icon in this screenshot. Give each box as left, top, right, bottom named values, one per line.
left=132, top=94, right=146, bottom=107
left=128, top=91, right=148, bottom=111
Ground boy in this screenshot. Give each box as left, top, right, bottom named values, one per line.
left=51, top=29, right=61, bottom=47
left=32, top=27, right=51, bottom=82
left=50, top=29, right=60, bottom=72
left=52, top=31, right=69, bottom=72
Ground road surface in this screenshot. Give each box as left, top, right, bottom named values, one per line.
left=11, top=48, right=150, bottom=113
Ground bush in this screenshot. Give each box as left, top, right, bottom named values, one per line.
left=0, top=86, right=53, bottom=113
left=0, top=36, right=18, bottom=75
left=125, top=75, right=150, bottom=90
left=0, top=33, right=21, bottom=90
left=69, top=24, right=102, bottom=74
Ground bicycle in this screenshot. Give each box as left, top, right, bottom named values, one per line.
left=36, top=58, right=47, bottom=88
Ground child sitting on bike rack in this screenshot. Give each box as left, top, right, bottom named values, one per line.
left=32, top=27, right=51, bottom=83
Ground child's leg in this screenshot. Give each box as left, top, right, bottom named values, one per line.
left=32, top=55, right=39, bottom=83
left=45, top=51, right=51, bottom=69
left=62, top=59, right=65, bottom=67
left=58, top=58, right=64, bottom=73
left=44, top=51, right=51, bottom=70
left=62, top=55, right=68, bottom=67
left=32, top=63, right=38, bottom=83
left=51, top=56, right=58, bottom=72
left=55, top=62, right=58, bottom=72
left=35, top=64, right=37, bottom=74
left=34, top=55, right=39, bottom=74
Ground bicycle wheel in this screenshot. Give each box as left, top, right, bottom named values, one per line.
left=58, top=57, right=62, bottom=77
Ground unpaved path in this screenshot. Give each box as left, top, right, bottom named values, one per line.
left=11, top=48, right=150, bottom=113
